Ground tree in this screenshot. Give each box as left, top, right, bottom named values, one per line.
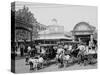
left=15, top=6, right=46, bottom=40
left=15, top=6, right=37, bottom=26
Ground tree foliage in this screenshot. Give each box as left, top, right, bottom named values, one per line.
left=15, top=6, right=46, bottom=40
left=15, top=6, right=37, bottom=25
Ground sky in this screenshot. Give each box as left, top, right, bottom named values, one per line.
left=15, top=2, right=98, bottom=32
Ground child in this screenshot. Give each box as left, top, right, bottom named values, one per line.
left=25, top=55, right=30, bottom=65
left=29, top=57, right=34, bottom=70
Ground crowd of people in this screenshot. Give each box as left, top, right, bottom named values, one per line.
left=13, top=40, right=97, bottom=71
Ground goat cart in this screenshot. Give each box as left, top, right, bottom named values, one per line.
left=77, top=50, right=97, bottom=66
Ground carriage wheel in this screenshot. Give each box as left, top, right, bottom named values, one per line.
left=84, top=60, right=89, bottom=66
left=65, top=61, right=69, bottom=67
left=77, top=55, right=82, bottom=64
left=58, top=64, right=64, bottom=68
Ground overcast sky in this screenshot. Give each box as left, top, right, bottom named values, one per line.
left=15, top=2, right=98, bottom=32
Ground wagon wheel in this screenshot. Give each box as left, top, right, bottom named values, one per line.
left=88, top=54, right=97, bottom=64
left=77, top=54, right=82, bottom=64
left=58, top=63, right=64, bottom=68
left=84, top=60, right=89, bottom=66
left=87, top=55, right=93, bottom=64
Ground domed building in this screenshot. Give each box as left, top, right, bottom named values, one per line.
left=35, top=19, right=72, bottom=44
left=72, top=22, right=97, bottom=45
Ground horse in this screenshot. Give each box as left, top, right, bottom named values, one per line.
left=28, top=58, right=34, bottom=70
left=37, top=56, right=44, bottom=69
left=63, top=54, right=71, bottom=67
left=55, top=51, right=72, bottom=68
left=76, top=45, right=95, bottom=66
left=56, top=53, right=64, bottom=68
left=28, top=56, right=44, bottom=71
left=28, top=57, right=38, bottom=70
left=56, top=47, right=65, bottom=63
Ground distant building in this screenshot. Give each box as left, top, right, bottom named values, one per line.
left=15, top=20, right=33, bottom=42
left=35, top=19, right=72, bottom=44
left=72, top=22, right=97, bottom=45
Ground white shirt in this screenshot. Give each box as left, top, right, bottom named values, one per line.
left=68, top=45, right=72, bottom=51
left=41, top=48, right=45, bottom=54
left=28, top=46, right=31, bottom=51
left=29, top=58, right=38, bottom=68
left=64, top=55, right=70, bottom=60
left=57, top=48, right=64, bottom=54
left=38, top=57, right=44, bottom=63
left=78, top=45, right=85, bottom=51
left=64, top=45, right=68, bottom=49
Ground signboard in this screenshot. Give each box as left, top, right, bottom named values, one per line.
left=74, top=31, right=92, bottom=35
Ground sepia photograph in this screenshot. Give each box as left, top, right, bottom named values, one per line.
left=11, top=1, right=98, bottom=73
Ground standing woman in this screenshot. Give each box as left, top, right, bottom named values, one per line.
left=31, top=46, right=36, bottom=57
left=27, top=46, right=32, bottom=56
left=24, top=45, right=28, bottom=56
left=40, top=47, right=46, bottom=57
left=20, top=43, right=25, bottom=57
left=36, top=45, right=41, bottom=55
left=25, top=45, right=31, bottom=64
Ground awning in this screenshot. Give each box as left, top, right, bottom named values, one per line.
left=36, top=36, right=72, bottom=40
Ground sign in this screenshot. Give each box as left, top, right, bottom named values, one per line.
left=74, top=31, right=92, bottom=35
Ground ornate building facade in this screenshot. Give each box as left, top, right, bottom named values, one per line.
left=36, top=22, right=72, bottom=44
left=72, top=22, right=97, bottom=45
left=15, top=20, right=33, bottom=42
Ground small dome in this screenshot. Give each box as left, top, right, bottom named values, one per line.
left=51, top=18, right=58, bottom=25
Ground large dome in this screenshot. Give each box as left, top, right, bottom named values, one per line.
left=73, top=22, right=92, bottom=31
